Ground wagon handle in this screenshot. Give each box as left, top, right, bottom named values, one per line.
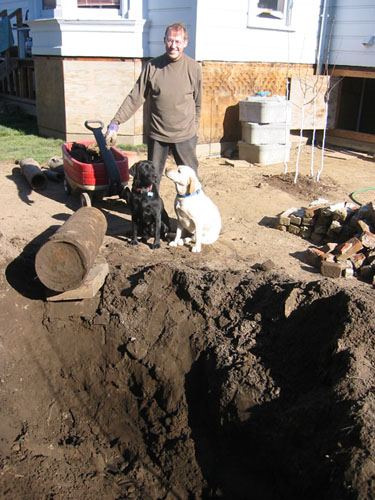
left=84, top=120, right=105, bottom=132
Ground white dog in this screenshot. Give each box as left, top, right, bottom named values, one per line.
left=165, top=165, right=221, bottom=253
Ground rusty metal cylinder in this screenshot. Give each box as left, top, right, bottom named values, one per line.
left=20, top=158, right=48, bottom=190
left=35, top=207, right=107, bottom=292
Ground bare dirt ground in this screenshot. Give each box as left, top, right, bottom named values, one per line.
left=1, top=144, right=375, bottom=499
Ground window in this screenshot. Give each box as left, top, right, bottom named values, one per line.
left=78, top=0, right=120, bottom=7
left=248, top=0, right=293, bottom=30
left=43, top=0, right=56, bottom=9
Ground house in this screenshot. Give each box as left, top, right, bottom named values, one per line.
left=0, top=0, right=374, bottom=154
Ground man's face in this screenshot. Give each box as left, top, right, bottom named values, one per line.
left=164, top=29, right=188, bottom=61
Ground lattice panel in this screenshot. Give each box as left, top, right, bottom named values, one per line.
left=199, top=61, right=314, bottom=143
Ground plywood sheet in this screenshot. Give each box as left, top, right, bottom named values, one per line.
left=290, top=75, right=339, bottom=130
left=63, top=59, right=145, bottom=136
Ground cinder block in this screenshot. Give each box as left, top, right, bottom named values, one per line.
left=238, top=141, right=290, bottom=165
left=242, top=122, right=289, bottom=145
left=239, top=96, right=291, bottom=123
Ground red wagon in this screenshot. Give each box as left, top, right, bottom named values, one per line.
left=62, top=121, right=130, bottom=206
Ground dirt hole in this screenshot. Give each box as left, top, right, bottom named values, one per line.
left=33, top=263, right=375, bottom=500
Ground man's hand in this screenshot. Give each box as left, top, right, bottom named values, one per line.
left=105, top=122, right=119, bottom=148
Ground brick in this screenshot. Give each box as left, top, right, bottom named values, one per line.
left=335, top=237, right=363, bottom=260
left=360, top=231, right=375, bottom=249
left=343, top=267, right=354, bottom=279
left=310, top=232, right=324, bottom=244
left=304, top=202, right=330, bottom=218
left=350, top=252, right=366, bottom=270
left=305, top=247, right=326, bottom=268
left=357, top=220, right=371, bottom=234
left=300, top=226, right=313, bottom=239
left=321, top=260, right=342, bottom=278
left=325, top=253, right=336, bottom=262
left=332, top=207, right=349, bottom=223
left=359, top=265, right=375, bottom=281
left=288, top=224, right=301, bottom=235
left=327, top=220, right=342, bottom=234
left=290, top=214, right=302, bottom=226
left=276, top=223, right=287, bottom=232
left=321, top=242, right=338, bottom=253
left=279, top=207, right=297, bottom=225
left=367, top=202, right=375, bottom=225
left=302, top=216, right=315, bottom=226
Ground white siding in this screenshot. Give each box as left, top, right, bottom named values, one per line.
left=325, top=1, right=375, bottom=67
left=147, top=0, right=197, bottom=58
left=194, top=0, right=322, bottom=64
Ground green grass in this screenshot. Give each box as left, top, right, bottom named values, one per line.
left=0, top=113, right=64, bottom=164
left=0, top=113, right=147, bottom=164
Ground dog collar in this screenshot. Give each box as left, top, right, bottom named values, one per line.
left=177, top=189, right=201, bottom=199
left=135, top=184, right=153, bottom=196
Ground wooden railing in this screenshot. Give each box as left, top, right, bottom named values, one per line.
left=0, top=8, right=35, bottom=106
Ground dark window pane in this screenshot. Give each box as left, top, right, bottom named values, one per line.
left=43, top=0, right=56, bottom=9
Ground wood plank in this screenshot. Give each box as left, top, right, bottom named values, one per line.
left=327, top=128, right=375, bottom=144
left=330, top=68, right=375, bottom=79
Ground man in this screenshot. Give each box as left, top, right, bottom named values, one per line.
left=105, top=22, right=202, bottom=188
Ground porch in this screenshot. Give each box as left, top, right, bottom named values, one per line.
left=0, top=8, right=36, bottom=115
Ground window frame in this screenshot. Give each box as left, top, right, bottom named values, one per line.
left=247, top=0, right=294, bottom=31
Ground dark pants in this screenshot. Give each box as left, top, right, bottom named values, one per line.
left=148, top=136, right=198, bottom=189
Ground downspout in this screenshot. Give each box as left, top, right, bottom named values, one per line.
left=316, top=0, right=328, bottom=75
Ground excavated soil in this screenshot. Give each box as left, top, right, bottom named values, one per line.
left=1, top=145, right=375, bottom=499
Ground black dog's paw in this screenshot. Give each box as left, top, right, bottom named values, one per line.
left=130, top=239, right=138, bottom=246
left=151, top=242, right=161, bottom=250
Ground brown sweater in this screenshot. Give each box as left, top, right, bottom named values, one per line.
left=112, top=53, right=202, bottom=143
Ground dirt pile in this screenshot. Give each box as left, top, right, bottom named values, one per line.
left=2, top=258, right=375, bottom=499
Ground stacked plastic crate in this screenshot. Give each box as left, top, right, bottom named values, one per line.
left=238, top=95, right=291, bottom=165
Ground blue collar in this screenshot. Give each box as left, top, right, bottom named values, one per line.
left=178, top=189, right=201, bottom=199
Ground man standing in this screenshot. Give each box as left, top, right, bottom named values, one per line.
left=106, top=22, right=202, bottom=188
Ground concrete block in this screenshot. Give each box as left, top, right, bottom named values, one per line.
left=242, top=122, right=289, bottom=145
left=238, top=141, right=290, bottom=165
left=239, top=96, right=291, bottom=123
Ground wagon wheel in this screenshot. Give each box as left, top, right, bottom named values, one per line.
left=63, top=176, right=72, bottom=195
left=80, top=192, right=92, bottom=207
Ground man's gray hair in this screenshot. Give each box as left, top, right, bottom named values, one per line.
left=164, top=22, right=188, bottom=40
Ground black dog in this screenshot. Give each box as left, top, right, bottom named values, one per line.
left=123, top=160, right=170, bottom=249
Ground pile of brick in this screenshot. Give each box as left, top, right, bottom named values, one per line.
left=277, top=199, right=375, bottom=284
